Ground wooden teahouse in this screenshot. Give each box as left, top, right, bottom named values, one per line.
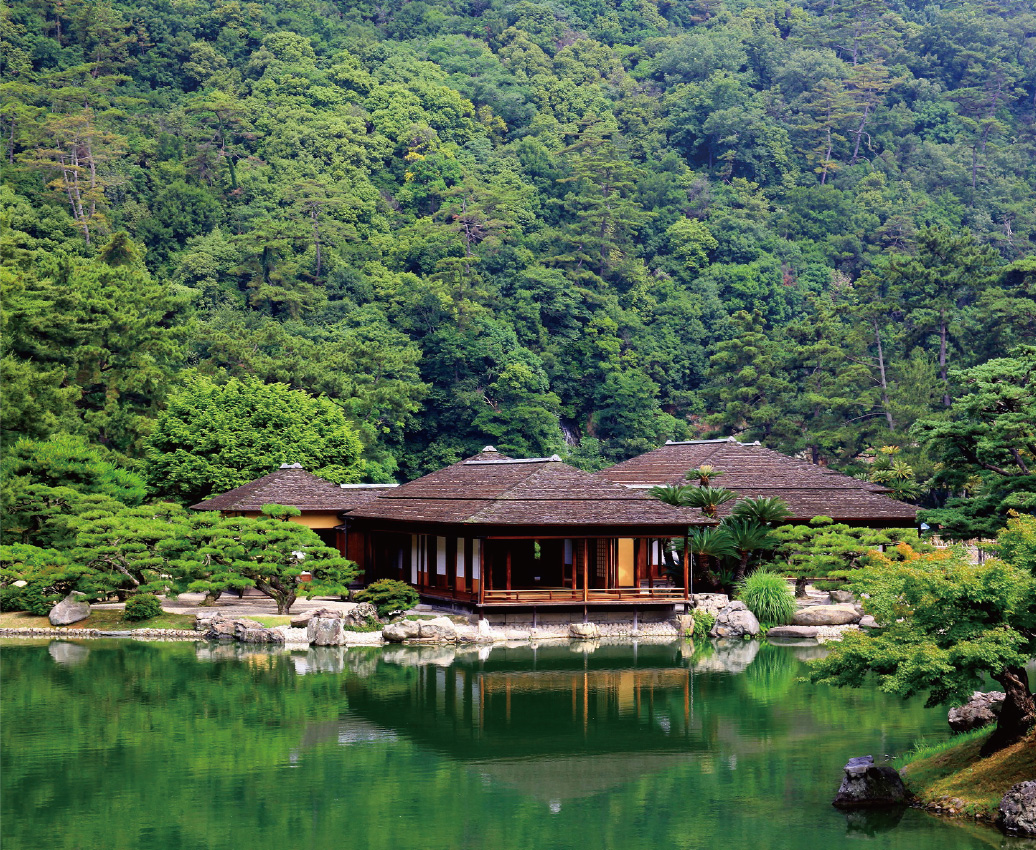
left=599, top=438, right=918, bottom=527
left=189, top=463, right=397, bottom=552
left=344, top=447, right=713, bottom=612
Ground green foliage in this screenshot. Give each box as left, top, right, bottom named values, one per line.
left=18, top=584, right=60, bottom=617
left=770, top=517, right=914, bottom=594
left=914, top=346, right=1036, bottom=540
left=737, top=571, right=796, bottom=627
left=124, top=592, right=163, bottom=621
left=145, top=377, right=366, bottom=505
left=730, top=497, right=792, bottom=526
left=1, top=0, right=1034, bottom=517
left=810, top=542, right=1036, bottom=752
left=356, top=579, right=420, bottom=618
left=691, top=609, right=716, bottom=641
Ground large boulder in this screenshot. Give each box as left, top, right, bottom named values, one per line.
left=49, top=592, right=90, bottom=626
left=832, top=756, right=907, bottom=809
left=308, top=616, right=345, bottom=646
left=238, top=626, right=284, bottom=644
left=947, top=691, right=1005, bottom=732
left=1000, top=781, right=1036, bottom=836
left=204, top=617, right=238, bottom=640
left=710, top=601, right=760, bottom=639
left=343, top=602, right=380, bottom=629
left=690, top=594, right=730, bottom=617
left=569, top=622, right=600, bottom=640
left=829, top=589, right=856, bottom=604
left=674, top=614, right=695, bottom=635
left=382, top=619, right=421, bottom=643
left=792, top=604, right=861, bottom=626
left=417, top=617, right=458, bottom=642
left=766, top=625, right=819, bottom=640
left=290, top=610, right=317, bottom=628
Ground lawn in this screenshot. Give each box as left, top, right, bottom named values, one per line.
left=0, top=609, right=198, bottom=631
left=898, top=727, right=1036, bottom=819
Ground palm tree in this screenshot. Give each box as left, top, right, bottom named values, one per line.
left=683, top=486, right=738, bottom=518
left=723, top=518, right=775, bottom=582
left=648, top=483, right=697, bottom=506
left=730, top=496, right=792, bottom=525
left=685, top=464, right=725, bottom=486
left=686, top=526, right=736, bottom=589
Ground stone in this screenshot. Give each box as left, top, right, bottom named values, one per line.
left=569, top=622, right=600, bottom=639
left=49, top=592, right=90, bottom=626
left=382, top=619, right=421, bottom=643
left=343, top=602, right=380, bottom=628
left=195, top=612, right=220, bottom=631
left=1000, top=781, right=1036, bottom=836
left=858, top=615, right=879, bottom=630
left=829, top=589, right=856, bottom=603
left=674, top=614, right=695, bottom=635
left=417, top=617, right=458, bottom=642
left=792, top=604, right=861, bottom=626
left=308, top=616, right=345, bottom=646
left=766, top=625, right=819, bottom=639
left=690, top=593, right=730, bottom=616
left=710, top=602, right=760, bottom=638
left=290, top=610, right=316, bottom=628
left=238, top=627, right=284, bottom=644
left=832, top=756, right=907, bottom=809
left=232, top=618, right=266, bottom=636
left=947, top=690, right=1005, bottom=732
left=204, top=618, right=238, bottom=640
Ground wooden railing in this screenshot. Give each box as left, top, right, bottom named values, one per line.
left=482, top=587, right=686, bottom=604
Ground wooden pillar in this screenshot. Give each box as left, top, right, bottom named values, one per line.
left=506, top=547, right=512, bottom=592
left=477, top=539, right=485, bottom=607
left=682, top=534, right=690, bottom=601
left=582, top=539, right=589, bottom=602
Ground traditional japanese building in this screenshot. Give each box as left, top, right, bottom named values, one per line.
left=599, top=438, right=918, bottom=527
left=189, top=463, right=396, bottom=551
left=192, top=438, right=918, bottom=614
left=343, top=447, right=712, bottom=613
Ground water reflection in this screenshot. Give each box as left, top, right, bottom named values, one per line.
left=1, top=638, right=1010, bottom=850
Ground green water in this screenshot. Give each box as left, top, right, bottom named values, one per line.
left=0, top=638, right=1014, bottom=850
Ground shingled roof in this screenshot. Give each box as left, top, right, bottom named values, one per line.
left=190, top=464, right=396, bottom=512
left=599, top=439, right=918, bottom=526
left=348, top=448, right=712, bottom=528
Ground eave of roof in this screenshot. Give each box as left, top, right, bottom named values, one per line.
left=599, top=440, right=917, bottom=523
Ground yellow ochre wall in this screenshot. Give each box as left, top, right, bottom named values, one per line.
left=233, top=511, right=342, bottom=529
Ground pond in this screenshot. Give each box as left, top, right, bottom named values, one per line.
left=0, top=637, right=1014, bottom=850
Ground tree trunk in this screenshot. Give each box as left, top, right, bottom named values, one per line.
left=981, top=666, right=1035, bottom=755
left=939, top=313, right=951, bottom=407
left=734, top=550, right=750, bottom=583
left=873, top=319, right=896, bottom=432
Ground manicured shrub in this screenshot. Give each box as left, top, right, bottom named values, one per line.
left=738, top=570, right=796, bottom=627
left=355, top=579, right=419, bottom=618
left=0, top=586, right=24, bottom=612
left=125, top=592, right=163, bottom=621
left=691, top=609, right=716, bottom=641
left=19, top=583, right=59, bottom=616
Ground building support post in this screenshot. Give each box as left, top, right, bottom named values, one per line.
left=683, top=533, right=690, bottom=602
left=582, top=539, right=589, bottom=603
left=506, top=548, right=512, bottom=592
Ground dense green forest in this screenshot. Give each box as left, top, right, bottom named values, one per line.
left=2, top=0, right=1035, bottom=538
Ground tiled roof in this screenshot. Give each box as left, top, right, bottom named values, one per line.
left=190, top=465, right=396, bottom=512
left=348, top=448, right=712, bottom=527
left=599, top=439, right=918, bottom=524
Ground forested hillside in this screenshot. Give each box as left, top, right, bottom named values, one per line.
left=2, top=0, right=1035, bottom=535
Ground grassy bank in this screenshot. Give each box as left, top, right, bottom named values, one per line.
left=896, top=727, right=1036, bottom=820
left=0, top=610, right=198, bottom=631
